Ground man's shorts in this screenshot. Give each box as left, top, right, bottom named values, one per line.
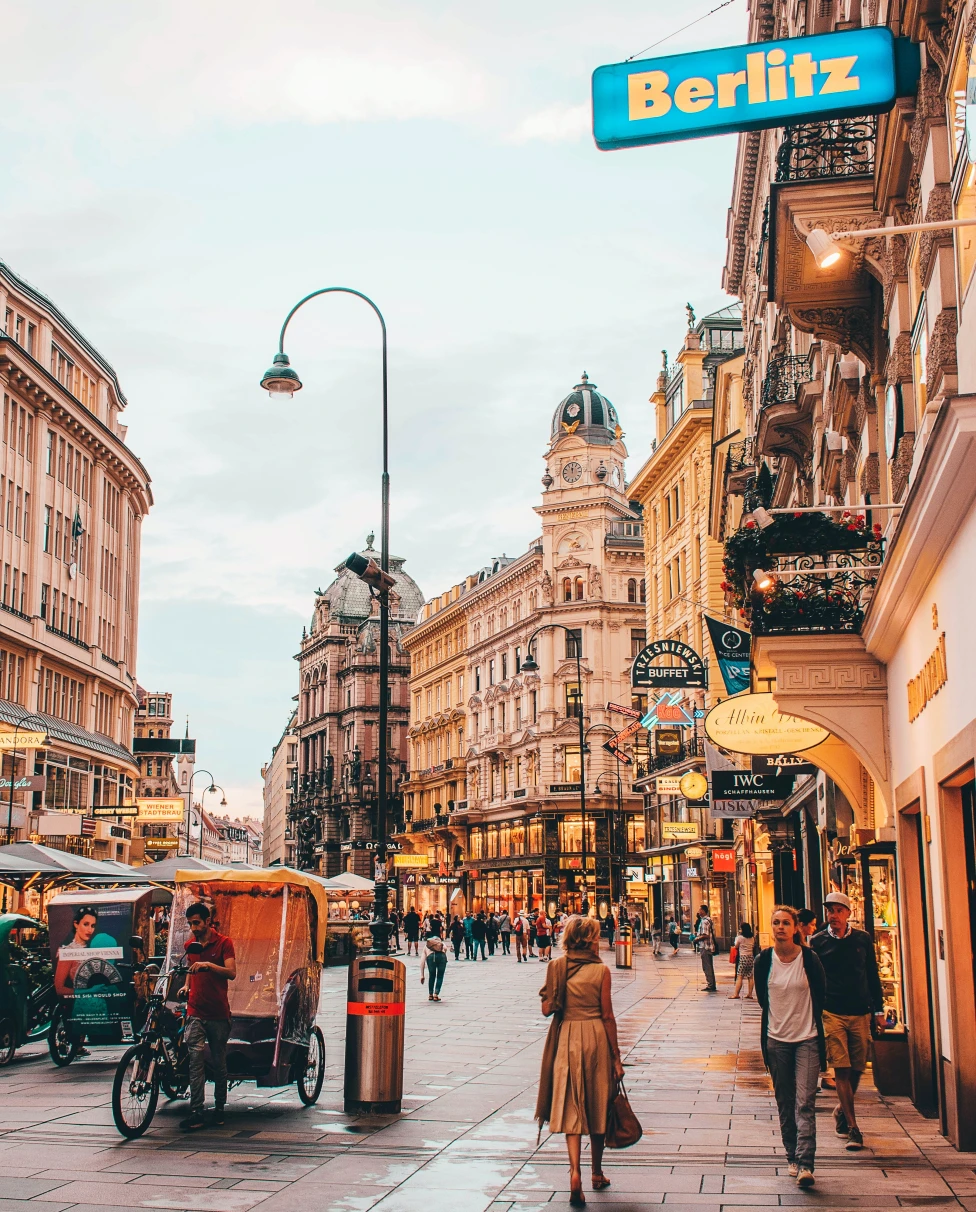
left=823, top=1010, right=872, bottom=1072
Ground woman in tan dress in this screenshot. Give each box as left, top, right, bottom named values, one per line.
left=536, top=915, right=624, bottom=1206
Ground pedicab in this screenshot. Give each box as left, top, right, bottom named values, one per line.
left=0, top=913, right=56, bottom=1064
left=112, top=867, right=327, bottom=1138
left=46, top=887, right=158, bottom=1066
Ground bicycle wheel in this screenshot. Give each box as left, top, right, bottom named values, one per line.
left=48, top=1007, right=79, bottom=1067
left=0, top=1018, right=16, bottom=1066
left=297, top=1026, right=325, bottom=1106
left=112, top=1045, right=159, bottom=1139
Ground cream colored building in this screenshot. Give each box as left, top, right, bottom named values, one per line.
left=396, top=375, right=648, bottom=920
left=262, top=710, right=298, bottom=867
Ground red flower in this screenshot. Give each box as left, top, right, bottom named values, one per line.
left=873, top=523, right=882, bottom=533
left=847, top=524, right=857, bottom=531
left=842, top=511, right=851, bottom=518
left=745, top=520, right=756, bottom=529
left=793, top=511, right=803, bottom=518
left=856, top=515, right=865, bottom=526
left=720, top=582, right=730, bottom=591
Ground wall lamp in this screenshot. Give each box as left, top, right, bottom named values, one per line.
left=797, top=214, right=976, bottom=271
left=753, top=568, right=775, bottom=592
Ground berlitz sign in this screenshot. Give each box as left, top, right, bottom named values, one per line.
left=633, top=640, right=706, bottom=689
left=592, top=27, right=919, bottom=151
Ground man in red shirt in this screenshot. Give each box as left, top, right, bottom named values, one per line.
left=180, top=902, right=236, bottom=1131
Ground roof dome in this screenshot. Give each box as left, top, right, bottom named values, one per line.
left=314, top=534, right=424, bottom=628
left=551, top=372, right=621, bottom=446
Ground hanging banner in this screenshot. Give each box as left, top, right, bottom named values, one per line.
left=704, top=692, right=829, bottom=755
left=592, top=27, right=920, bottom=151
left=704, top=616, right=752, bottom=696
left=633, top=640, right=706, bottom=689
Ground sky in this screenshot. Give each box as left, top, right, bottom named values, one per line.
left=1, top=0, right=747, bottom=816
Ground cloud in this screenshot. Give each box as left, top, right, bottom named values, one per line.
left=508, top=103, right=591, bottom=144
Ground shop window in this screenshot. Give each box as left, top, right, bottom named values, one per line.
left=528, top=818, right=543, bottom=854
left=559, top=814, right=595, bottom=852
left=469, top=828, right=484, bottom=860
left=627, top=816, right=646, bottom=852
left=487, top=824, right=499, bottom=858
left=563, top=745, right=582, bottom=783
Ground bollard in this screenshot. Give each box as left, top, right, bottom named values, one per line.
left=615, top=925, right=633, bottom=969
left=343, top=953, right=406, bottom=1114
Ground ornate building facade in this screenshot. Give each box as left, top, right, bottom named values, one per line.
left=262, top=709, right=298, bottom=867
left=396, top=376, right=648, bottom=919
left=290, top=539, right=423, bottom=876
left=131, top=688, right=195, bottom=864
left=0, top=259, right=151, bottom=860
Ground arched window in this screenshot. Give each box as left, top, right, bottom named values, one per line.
left=563, top=577, right=573, bottom=602
left=574, top=577, right=584, bottom=601
left=639, top=578, right=647, bottom=603
left=627, top=578, right=637, bottom=603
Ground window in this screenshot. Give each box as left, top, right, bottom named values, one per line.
left=52, top=346, right=74, bottom=389
left=665, top=380, right=685, bottom=430
left=474, top=666, right=481, bottom=692
left=574, top=576, right=584, bottom=600
left=514, top=645, right=521, bottom=673
left=640, top=578, right=646, bottom=603
left=40, top=582, right=49, bottom=621
left=489, top=659, right=495, bottom=686
left=531, top=690, right=538, bottom=722
left=501, top=652, right=508, bottom=680
left=627, top=817, right=647, bottom=852
left=563, top=577, right=573, bottom=602
left=627, top=578, right=637, bottom=603
left=565, top=682, right=582, bottom=719
left=444, top=678, right=451, bottom=708
left=562, top=748, right=582, bottom=784
left=631, top=629, right=646, bottom=659
left=499, top=702, right=506, bottom=731
left=515, top=697, right=522, bottom=728
left=565, top=628, right=582, bottom=659
left=457, top=673, right=464, bottom=701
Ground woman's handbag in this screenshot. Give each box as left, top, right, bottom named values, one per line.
left=729, top=945, right=738, bottom=965
left=605, top=1077, right=642, bottom=1149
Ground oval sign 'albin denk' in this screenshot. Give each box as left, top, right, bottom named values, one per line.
left=704, top=691, right=829, bottom=755
left=592, top=27, right=920, bottom=151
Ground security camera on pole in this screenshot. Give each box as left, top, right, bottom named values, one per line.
left=260, top=287, right=405, bottom=1116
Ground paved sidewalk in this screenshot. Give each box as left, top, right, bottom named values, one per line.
left=0, top=942, right=972, bottom=1211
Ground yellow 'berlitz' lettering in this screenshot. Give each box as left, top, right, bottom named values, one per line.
left=819, top=55, right=860, bottom=93
left=628, top=70, right=672, bottom=119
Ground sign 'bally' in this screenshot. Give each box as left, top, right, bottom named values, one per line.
left=592, top=27, right=920, bottom=151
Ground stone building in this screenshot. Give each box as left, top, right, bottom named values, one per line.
left=714, top=0, right=976, bottom=1151
left=130, top=688, right=196, bottom=864
left=290, top=538, right=423, bottom=876
left=0, top=259, right=151, bottom=861
left=262, top=709, right=298, bottom=867
left=628, top=305, right=744, bottom=943
left=396, top=376, right=648, bottom=920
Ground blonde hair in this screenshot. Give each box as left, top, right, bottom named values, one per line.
left=771, top=904, right=799, bottom=926
left=561, top=914, right=600, bottom=951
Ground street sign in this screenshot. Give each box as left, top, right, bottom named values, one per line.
left=606, top=701, right=642, bottom=719
left=135, top=798, right=186, bottom=823
left=592, top=27, right=919, bottom=151
left=0, top=730, right=47, bottom=749
left=752, top=754, right=818, bottom=775
left=393, top=854, right=429, bottom=868
left=656, top=777, right=682, bottom=794
left=633, top=640, right=707, bottom=689
left=712, top=771, right=794, bottom=800
left=662, top=821, right=700, bottom=841
left=603, top=739, right=633, bottom=765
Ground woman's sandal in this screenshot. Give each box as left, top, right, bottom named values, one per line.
left=569, top=1170, right=586, bottom=1206
left=591, top=1174, right=611, bottom=1190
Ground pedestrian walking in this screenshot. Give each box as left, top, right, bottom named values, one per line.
left=536, top=911, right=552, bottom=961
left=499, top=909, right=512, bottom=954
left=514, top=911, right=529, bottom=962
left=810, top=891, right=886, bottom=1151
left=694, top=905, right=717, bottom=991
left=403, top=906, right=421, bottom=957
left=449, top=914, right=465, bottom=961
left=754, top=905, right=827, bottom=1190
left=180, top=902, right=236, bottom=1131
left=471, top=911, right=488, bottom=960
left=529, top=915, right=538, bottom=957
left=390, top=909, right=401, bottom=952
left=651, top=917, right=662, bottom=956
left=486, top=913, right=499, bottom=956
left=535, top=914, right=625, bottom=1207
left=463, top=911, right=474, bottom=960
left=605, top=913, right=616, bottom=949
left=667, top=916, right=680, bottom=956
left=631, top=915, right=642, bottom=946
left=422, top=932, right=447, bottom=1001
left=796, top=909, right=818, bottom=945
left=729, top=922, right=756, bottom=1000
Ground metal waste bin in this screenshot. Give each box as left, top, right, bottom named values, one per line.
left=343, top=953, right=406, bottom=1114
left=615, top=925, right=633, bottom=969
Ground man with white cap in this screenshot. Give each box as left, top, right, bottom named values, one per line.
left=809, top=891, right=885, bottom=1151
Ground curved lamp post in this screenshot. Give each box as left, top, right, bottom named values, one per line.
left=197, top=783, right=228, bottom=859
left=261, top=288, right=393, bottom=957
left=3, top=708, right=45, bottom=845
left=185, top=768, right=222, bottom=857
left=520, top=624, right=590, bottom=914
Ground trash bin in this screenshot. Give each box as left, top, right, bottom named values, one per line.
left=343, top=953, right=406, bottom=1114
left=615, top=925, right=633, bottom=969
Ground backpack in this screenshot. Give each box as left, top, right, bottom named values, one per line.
left=514, top=916, right=525, bottom=935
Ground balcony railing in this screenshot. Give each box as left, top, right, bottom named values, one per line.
left=775, top=116, right=876, bottom=183
left=726, top=437, right=756, bottom=474
left=636, top=740, right=705, bottom=780
left=761, top=355, right=813, bottom=408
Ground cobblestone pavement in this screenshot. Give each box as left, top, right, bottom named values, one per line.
left=0, top=943, right=973, bottom=1211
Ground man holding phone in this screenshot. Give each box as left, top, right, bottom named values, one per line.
left=180, top=902, right=236, bottom=1131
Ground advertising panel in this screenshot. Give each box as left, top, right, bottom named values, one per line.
left=632, top=640, right=707, bottom=689
left=704, top=692, right=829, bottom=754
left=662, top=821, right=700, bottom=841
left=711, top=771, right=795, bottom=800
left=135, top=798, right=186, bottom=823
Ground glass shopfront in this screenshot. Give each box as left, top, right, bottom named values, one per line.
left=470, top=868, right=544, bottom=916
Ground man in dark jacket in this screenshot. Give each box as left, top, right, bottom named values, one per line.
left=403, top=907, right=421, bottom=957
left=810, top=891, right=886, bottom=1151
left=471, top=911, right=488, bottom=960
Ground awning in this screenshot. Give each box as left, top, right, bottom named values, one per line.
left=320, top=872, right=375, bottom=892
left=0, top=850, right=67, bottom=886
left=0, top=701, right=137, bottom=770
left=641, top=840, right=728, bottom=858
left=0, top=842, right=148, bottom=882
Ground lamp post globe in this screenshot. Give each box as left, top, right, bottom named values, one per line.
left=260, top=353, right=303, bottom=399
left=519, top=653, right=539, bottom=673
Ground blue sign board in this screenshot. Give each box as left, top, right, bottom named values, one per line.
left=592, top=27, right=919, bottom=151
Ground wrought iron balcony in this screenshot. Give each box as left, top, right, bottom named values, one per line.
left=761, top=355, right=813, bottom=407
left=726, top=437, right=756, bottom=474
left=775, top=116, right=876, bottom=183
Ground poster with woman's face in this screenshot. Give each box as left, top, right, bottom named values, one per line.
left=48, top=899, right=134, bottom=1026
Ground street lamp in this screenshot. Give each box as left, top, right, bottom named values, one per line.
left=3, top=710, right=45, bottom=845
left=261, top=286, right=394, bottom=957
left=593, top=757, right=626, bottom=905
left=197, top=783, right=228, bottom=860
left=520, top=623, right=591, bottom=915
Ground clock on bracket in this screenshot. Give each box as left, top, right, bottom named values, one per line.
left=562, top=461, right=583, bottom=483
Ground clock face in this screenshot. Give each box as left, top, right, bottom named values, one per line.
left=562, top=461, right=583, bottom=483
left=611, top=465, right=621, bottom=487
